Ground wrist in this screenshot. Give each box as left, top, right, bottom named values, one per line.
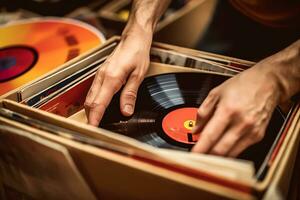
left=122, top=21, right=153, bottom=41
left=253, top=58, right=288, bottom=104
left=262, top=40, right=300, bottom=103
left=120, top=22, right=153, bottom=53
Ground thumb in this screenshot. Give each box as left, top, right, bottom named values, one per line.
left=120, top=72, right=143, bottom=116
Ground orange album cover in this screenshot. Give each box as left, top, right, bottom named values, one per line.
left=0, top=18, right=105, bottom=96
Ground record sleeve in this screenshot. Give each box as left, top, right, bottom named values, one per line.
left=0, top=18, right=105, bottom=96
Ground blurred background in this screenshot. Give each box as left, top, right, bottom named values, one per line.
left=0, top=0, right=217, bottom=49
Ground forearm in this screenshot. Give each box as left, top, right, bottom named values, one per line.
left=273, top=40, right=300, bottom=102
left=122, top=0, right=171, bottom=41
left=259, top=39, right=300, bottom=103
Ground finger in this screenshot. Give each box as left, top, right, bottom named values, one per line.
left=84, top=69, right=104, bottom=117
left=227, top=130, right=264, bottom=157
left=87, top=78, right=123, bottom=126
left=85, top=68, right=105, bottom=104
left=209, top=123, right=248, bottom=156
left=227, top=136, right=254, bottom=158
left=192, top=107, right=230, bottom=153
left=192, top=89, right=219, bottom=134
left=120, top=71, right=143, bottom=116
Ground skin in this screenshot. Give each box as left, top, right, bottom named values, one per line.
left=85, top=0, right=170, bottom=126
left=192, top=42, right=300, bottom=156
left=85, top=0, right=300, bottom=157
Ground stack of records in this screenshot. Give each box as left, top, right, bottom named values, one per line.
left=0, top=36, right=299, bottom=200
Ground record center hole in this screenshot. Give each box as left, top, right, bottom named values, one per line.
left=184, top=120, right=195, bottom=130
left=0, top=57, right=16, bottom=70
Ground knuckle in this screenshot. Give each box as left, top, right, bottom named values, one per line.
left=242, top=116, right=256, bottom=128
left=84, top=101, right=92, bottom=109
left=205, top=91, right=217, bottom=103
left=104, top=70, right=126, bottom=88
left=130, top=72, right=143, bottom=82
left=84, top=102, right=104, bottom=110
left=222, top=103, right=240, bottom=117
left=111, top=82, right=122, bottom=92
left=208, top=88, right=218, bottom=98
left=124, top=89, right=137, bottom=100
left=250, top=131, right=264, bottom=143
left=197, top=107, right=206, bottom=119
left=104, top=69, right=119, bottom=80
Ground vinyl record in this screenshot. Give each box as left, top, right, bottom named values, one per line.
left=101, top=72, right=229, bottom=151
left=0, top=18, right=105, bottom=96
left=100, top=72, right=285, bottom=165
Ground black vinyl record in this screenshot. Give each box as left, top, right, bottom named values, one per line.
left=100, top=72, right=285, bottom=170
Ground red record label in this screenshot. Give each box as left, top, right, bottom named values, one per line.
left=162, top=107, right=199, bottom=144
left=0, top=46, right=37, bottom=82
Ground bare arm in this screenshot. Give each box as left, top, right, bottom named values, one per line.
left=85, top=0, right=170, bottom=126
left=192, top=39, right=300, bottom=157
left=269, top=39, right=300, bottom=102
left=124, top=0, right=171, bottom=36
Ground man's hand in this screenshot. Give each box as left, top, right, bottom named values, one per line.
left=191, top=60, right=282, bottom=157
left=192, top=39, right=300, bottom=157
left=84, top=0, right=170, bottom=126
left=84, top=32, right=151, bottom=126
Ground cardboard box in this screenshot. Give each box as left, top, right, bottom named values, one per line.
left=0, top=37, right=299, bottom=200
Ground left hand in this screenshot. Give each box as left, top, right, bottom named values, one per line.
left=192, top=60, right=282, bottom=157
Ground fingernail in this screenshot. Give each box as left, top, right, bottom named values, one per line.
left=124, top=104, right=133, bottom=115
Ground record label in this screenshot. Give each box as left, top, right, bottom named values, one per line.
left=0, top=46, right=38, bottom=82
left=162, top=107, right=199, bottom=144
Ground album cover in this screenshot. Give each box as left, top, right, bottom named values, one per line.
left=0, top=124, right=96, bottom=200
left=38, top=73, right=94, bottom=117
left=0, top=18, right=105, bottom=97
left=17, top=42, right=116, bottom=101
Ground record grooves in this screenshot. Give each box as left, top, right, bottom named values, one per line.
left=100, top=72, right=229, bottom=150
left=100, top=72, right=285, bottom=169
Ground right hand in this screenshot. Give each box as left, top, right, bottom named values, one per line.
left=85, top=31, right=152, bottom=126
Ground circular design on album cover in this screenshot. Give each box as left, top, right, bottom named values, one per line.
left=0, top=17, right=105, bottom=96
left=0, top=46, right=38, bottom=82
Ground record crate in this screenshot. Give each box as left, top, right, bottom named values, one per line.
left=0, top=37, right=299, bottom=200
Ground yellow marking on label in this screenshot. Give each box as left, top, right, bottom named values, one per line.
left=184, top=120, right=195, bottom=130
